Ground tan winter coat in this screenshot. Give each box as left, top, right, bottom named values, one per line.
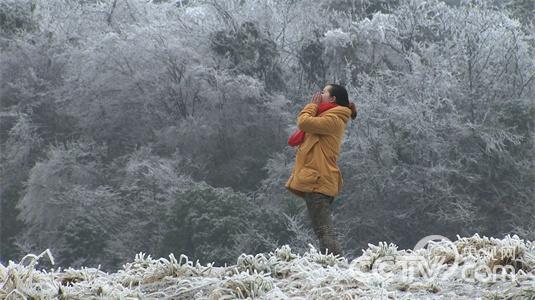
left=285, top=103, right=352, bottom=199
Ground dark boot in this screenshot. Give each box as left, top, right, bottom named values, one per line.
left=304, top=192, right=343, bottom=257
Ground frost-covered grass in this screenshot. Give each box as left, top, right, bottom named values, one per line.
left=2, top=234, right=535, bottom=299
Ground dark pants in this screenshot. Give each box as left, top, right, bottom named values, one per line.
left=303, top=192, right=343, bottom=256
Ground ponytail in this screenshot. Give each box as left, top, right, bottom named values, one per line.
left=348, top=102, right=357, bottom=120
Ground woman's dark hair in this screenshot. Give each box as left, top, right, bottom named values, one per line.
left=327, top=83, right=357, bottom=120
left=327, top=84, right=349, bottom=106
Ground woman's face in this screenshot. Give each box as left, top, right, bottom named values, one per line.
left=321, top=85, right=336, bottom=104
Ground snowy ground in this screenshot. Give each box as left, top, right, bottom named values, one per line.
left=2, top=234, right=535, bottom=299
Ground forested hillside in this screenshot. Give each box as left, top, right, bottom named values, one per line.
left=1, top=0, right=534, bottom=274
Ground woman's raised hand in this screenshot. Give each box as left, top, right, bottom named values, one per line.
left=311, top=91, right=322, bottom=105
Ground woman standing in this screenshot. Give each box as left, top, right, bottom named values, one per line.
left=285, top=84, right=357, bottom=257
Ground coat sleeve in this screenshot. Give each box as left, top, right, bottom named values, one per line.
left=297, top=103, right=338, bottom=135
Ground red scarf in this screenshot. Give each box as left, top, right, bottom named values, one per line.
left=288, top=102, right=339, bottom=147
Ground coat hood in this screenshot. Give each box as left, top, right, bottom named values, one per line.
left=320, top=105, right=352, bottom=124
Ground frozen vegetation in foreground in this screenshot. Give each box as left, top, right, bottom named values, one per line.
left=2, top=234, right=535, bottom=299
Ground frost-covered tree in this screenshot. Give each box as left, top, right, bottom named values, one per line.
left=333, top=0, right=535, bottom=252
left=0, top=0, right=37, bottom=37
left=160, top=182, right=256, bottom=265
left=210, top=21, right=285, bottom=92
left=15, top=141, right=123, bottom=268
left=107, top=146, right=192, bottom=260
left=0, top=113, right=41, bottom=260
